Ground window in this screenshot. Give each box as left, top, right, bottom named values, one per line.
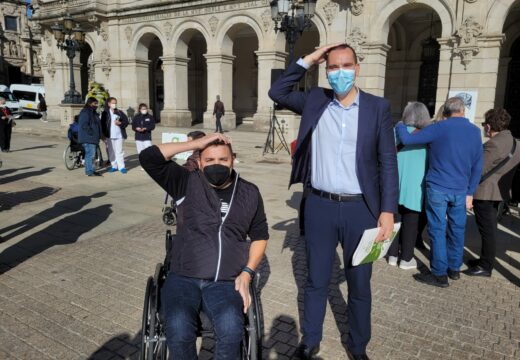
left=12, top=90, right=36, bottom=102
left=4, top=16, right=18, bottom=32
left=0, top=92, right=17, bottom=102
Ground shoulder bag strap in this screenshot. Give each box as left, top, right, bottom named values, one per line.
left=480, top=139, right=517, bottom=184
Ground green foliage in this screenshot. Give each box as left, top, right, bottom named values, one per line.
left=86, top=82, right=110, bottom=112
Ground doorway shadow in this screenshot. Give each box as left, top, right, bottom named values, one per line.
left=273, top=191, right=351, bottom=356
left=0, top=204, right=112, bottom=274
left=0, top=192, right=107, bottom=244
left=0, top=166, right=33, bottom=176
left=463, top=213, right=520, bottom=287
left=0, top=167, right=55, bottom=184
left=0, top=186, right=59, bottom=212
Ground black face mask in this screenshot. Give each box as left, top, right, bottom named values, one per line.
left=203, top=164, right=231, bottom=187
left=91, top=106, right=98, bottom=112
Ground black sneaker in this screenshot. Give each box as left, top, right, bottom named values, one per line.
left=448, top=270, right=460, bottom=280
left=92, top=171, right=102, bottom=176
left=413, top=273, right=449, bottom=288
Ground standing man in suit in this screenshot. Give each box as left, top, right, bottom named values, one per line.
left=213, top=95, right=225, bottom=133
left=466, top=108, right=520, bottom=277
left=269, top=44, right=398, bottom=360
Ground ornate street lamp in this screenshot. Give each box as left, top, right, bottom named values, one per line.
left=270, top=0, right=317, bottom=61
left=51, top=13, right=86, bottom=104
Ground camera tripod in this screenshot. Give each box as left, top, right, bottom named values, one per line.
left=263, top=105, right=290, bottom=155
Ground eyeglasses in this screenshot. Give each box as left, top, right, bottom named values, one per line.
left=481, top=122, right=488, bottom=127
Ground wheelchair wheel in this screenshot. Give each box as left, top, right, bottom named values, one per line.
left=162, top=207, right=176, bottom=226
left=141, top=277, right=158, bottom=360
left=241, top=282, right=263, bottom=360
left=63, top=145, right=78, bottom=170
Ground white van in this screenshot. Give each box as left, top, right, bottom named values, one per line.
left=0, top=85, right=22, bottom=115
left=9, top=84, right=45, bottom=116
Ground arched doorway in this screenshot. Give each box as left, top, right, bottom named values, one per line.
left=136, top=33, right=164, bottom=121
left=175, top=30, right=209, bottom=125
left=291, top=22, right=320, bottom=92
left=384, top=7, right=441, bottom=120
left=495, top=1, right=520, bottom=138
left=223, top=24, right=259, bottom=124
left=80, top=43, right=93, bottom=98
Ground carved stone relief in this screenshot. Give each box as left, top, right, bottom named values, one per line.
left=346, top=27, right=367, bottom=62
left=99, top=22, right=108, bottom=41
left=351, top=0, right=364, bottom=16
left=209, top=16, right=219, bottom=37
left=261, top=9, right=271, bottom=32
left=45, top=53, right=56, bottom=79
left=453, top=16, right=483, bottom=69
left=124, top=26, right=133, bottom=45
left=100, top=49, right=111, bottom=77
left=322, top=1, right=339, bottom=26
left=163, top=22, right=173, bottom=41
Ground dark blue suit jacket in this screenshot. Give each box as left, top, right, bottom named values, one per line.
left=268, top=61, right=398, bottom=219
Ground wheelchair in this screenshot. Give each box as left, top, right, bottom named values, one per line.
left=63, top=136, right=103, bottom=171
left=141, top=230, right=263, bottom=360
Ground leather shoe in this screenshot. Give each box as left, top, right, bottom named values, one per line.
left=448, top=269, right=460, bottom=280
left=467, top=258, right=480, bottom=267
left=464, top=265, right=492, bottom=277
left=296, top=343, right=320, bottom=359
left=347, top=350, right=370, bottom=360
left=413, top=273, right=449, bottom=288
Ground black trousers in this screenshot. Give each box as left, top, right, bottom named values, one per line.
left=473, top=200, right=500, bottom=271
left=388, top=205, right=420, bottom=261
left=215, top=113, right=223, bottom=133
left=0, top=121, right=12, bottom=151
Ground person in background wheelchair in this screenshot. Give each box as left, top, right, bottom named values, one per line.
left=140, top=133, right=269, bottom=360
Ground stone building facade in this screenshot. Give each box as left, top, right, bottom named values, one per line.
left=0, top=0, right=42, bottom=86
left=33, top=0, right=520, bottom=138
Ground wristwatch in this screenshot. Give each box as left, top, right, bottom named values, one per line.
left=242, top=266, right=256, bottom=279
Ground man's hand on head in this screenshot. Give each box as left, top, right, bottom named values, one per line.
left=235, top=272, right=252, bottom=314
left=375, top=212, right=394, bottom=243
left=302, top=43, right=343, bottom=67
left=194, top=133, right=231, bottom=150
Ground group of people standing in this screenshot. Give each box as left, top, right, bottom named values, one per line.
left=76, top=97, right=156, bottom=176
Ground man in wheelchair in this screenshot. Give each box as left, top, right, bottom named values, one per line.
left=140, top=133, right=269, bottom=359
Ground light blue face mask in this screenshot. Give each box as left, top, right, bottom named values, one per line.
left=327, top=69, right=356, bottom=96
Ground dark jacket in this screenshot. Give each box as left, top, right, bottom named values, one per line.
left=101, top=108, right=129, bottom=139
left=213, top=100, right=225, bottom=116
left=78, top=107, right=101, bottom=145
left=132, top=113, right=156, bottom=141
left=169, top=171, right=262, bottom=281
left=268, top=60, right=399, bottom=219
left=474, top=130, right=520, bottom=201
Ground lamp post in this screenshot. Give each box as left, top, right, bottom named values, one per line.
left=51, top=14, right=86, bottom=104
left=270, top=0, right=317, bottom=62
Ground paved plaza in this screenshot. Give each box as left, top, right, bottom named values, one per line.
left=0, top=121, right=519, bottom=360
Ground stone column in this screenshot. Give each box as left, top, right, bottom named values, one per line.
left=203, top=54, right=236, bottom=130
left=435, top=37, right=454, bottom=113
left=253, top=50, right=287, bottom=131
left=358, top=43, right=391, bottom=97
left=160, top=55, right=192, bottom=127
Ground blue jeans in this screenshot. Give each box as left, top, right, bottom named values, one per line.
left=161, top=274, right=244, bottom=360
left=425, top=186, right=467, bottom=276
left=82, top=143, right=96, bottom=175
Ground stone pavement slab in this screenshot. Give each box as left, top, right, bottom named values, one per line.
left=0, top=133, right=519, bottom=360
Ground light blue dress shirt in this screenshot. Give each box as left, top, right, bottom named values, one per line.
left=297, top=58, right=362, bottom=194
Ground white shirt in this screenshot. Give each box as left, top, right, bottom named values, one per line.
left=110, top=110, right=122, bottom=139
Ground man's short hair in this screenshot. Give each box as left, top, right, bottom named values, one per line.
left=85, top=97, right=98, bottom=107
left=138, top=103, right=148, bottom=110
left=187, top=131, right=206, bottom=140
left=442, top=97, right=465, bottom=118
left=324, top=44, right=358, bottom=65
left=484, top=108, right=511, bottom=132
left=402, top=102, right=432, bottom=129
left=200, top=140, right=235, bottom=158
left=107, top=97, right=117, bottom=103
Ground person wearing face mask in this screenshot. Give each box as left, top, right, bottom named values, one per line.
left=132, top=103, right=156, bottom=154
left=465, top=108, right=520, bottom=277
left=78, top=97, right=103, bottom=177
left=269, top=44, right=398, bottom=360
left=101, top=97, right=129, bottom=173
left=139, top=133, right=269, bottom=359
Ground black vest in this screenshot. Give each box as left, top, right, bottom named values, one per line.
left=170, top=170, right=260, bottom=281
